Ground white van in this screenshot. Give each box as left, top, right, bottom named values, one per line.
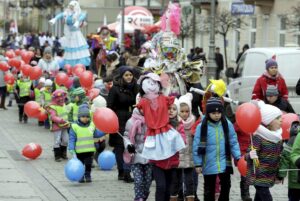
left=226, top=47, right=300, bottom=117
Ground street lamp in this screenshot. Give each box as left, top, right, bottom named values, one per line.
left=206, top=0, right=217, bottom=86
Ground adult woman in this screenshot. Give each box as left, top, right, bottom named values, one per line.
left=37, top=47, right=60, bottom=78
left=252, top=58, right=288, bottom=101
left=49, top=1, right=90, bottom=67
left=107, top=66, right=139, bottom=183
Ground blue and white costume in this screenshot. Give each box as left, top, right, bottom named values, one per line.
left=49, top=1, right=90, bottom=67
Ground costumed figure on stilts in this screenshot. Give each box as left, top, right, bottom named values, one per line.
left=49, top=1, right=91, bottom=67
left=143, top=2, right=204, bottom=97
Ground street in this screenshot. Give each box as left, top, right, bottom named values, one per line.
left=0, top=106, right=288, bottom=201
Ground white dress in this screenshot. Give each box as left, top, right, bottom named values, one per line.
left=54, top=12, right=91, bottom=67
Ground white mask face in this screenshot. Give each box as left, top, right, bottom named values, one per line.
left=142, top=78, right=160, bottom=94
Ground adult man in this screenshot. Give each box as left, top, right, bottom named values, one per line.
left=215, top=47, right=224, bottom=79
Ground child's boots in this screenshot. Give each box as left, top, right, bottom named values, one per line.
left=54, top=148, right=62, bottom=162
left=60, top=146, right=68, bottom=160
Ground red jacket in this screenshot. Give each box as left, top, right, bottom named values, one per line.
left=251, top=72, right=288, bottom=100
left=234, top=122, right=251, bottom=155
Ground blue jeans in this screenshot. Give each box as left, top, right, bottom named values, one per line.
left=254, top=186, right=272, bottom=201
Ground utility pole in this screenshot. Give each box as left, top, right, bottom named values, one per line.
left=206, top=0, right=217, bottom=85
left=120, top=0, right=125, bottom=52
left=192, top=0, right=196, bottom=49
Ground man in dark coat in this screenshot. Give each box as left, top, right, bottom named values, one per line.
left=215, top=47, right=224, bottom=79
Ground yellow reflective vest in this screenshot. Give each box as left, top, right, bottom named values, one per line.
left=72, top=123, right=96, bottom=153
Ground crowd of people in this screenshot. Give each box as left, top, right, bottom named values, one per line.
left=1, top=1, right=300, bottom=201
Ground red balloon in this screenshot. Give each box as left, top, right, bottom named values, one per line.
left=15, top=49, right=21, bottom=56
left=8, top=58, right=21, bottom=69
left=37, top=110, right=48, bottom=121
left=87, top=88, right=100, bottom=100
left=29, top=66, right=42, bottom=80
left=79, top=70, right=94, bottom=88
left=64, top=64, right=72, bottom=76
left=55, top=72, right=69, bottom=86
left=281, top=113, right=299, bottom=140
left=65, top=77, right=73, bottom=89
left=237, top=156, right=247, bottom=176
left=73, top=64, right=85, bottom=77
left=22, top=143, right=42, bottom=159
left=0, top=62, right=10, bottom=71
left=236, top=103, right=261, bottom=133
left=4, top=73, right=15, bottom=85
left=21, top=51, right=33, bottom=64
left=5, top=50, right=15, bottom=59
left=24, top=101, right=41, bottom=118
left=21, top=64, right=32, bottom=77
left=93, top=108, right=119, bottom=133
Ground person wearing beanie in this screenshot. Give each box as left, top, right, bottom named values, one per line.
left=279, top=118, right=300, bottom=201
left=252, top=58, right=288, bottom=101
left=245, top=101, right=283, bottom=201
left=170, top=93, right=197, bottom=201
left=38, top=46, right=59, bottom=78
left=15, top=74, right=33, bottom=123
left=69, top=87, right=88, bottom=122
left=107, top=64, right=138, bottom=183
left=193, top=97, right=241, bottom=201
left=264, top=85, right=295, bottom=113
left=68, top=103, right=105, bottom=183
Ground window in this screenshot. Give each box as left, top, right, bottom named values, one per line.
left=279, top=17, right=286, bottom=47
left=250, top=17, right=256, bottom=47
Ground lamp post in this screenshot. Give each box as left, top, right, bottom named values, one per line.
left=120, top=0, right=125, bottom=52
left=206, top=0, right=217, bottom=86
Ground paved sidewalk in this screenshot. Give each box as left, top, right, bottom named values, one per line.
left=0, top=105, right=288, bottom=201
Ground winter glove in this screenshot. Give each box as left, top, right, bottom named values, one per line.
left=73, top=21, right=80, bottom=28
left=49, top=18, right=56, bottom=25
left=195, top=166, right=202, bottom=174
left=249, top=150, right=258, bottom=159
left=127, top=144, right=136, bottom=154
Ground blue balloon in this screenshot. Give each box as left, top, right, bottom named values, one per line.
left=98, top=150, right=116, bottom=170
left=64, top=157, right=85, bottom=182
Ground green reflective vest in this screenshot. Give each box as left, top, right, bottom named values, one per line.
left=34, top=88, right=41, bottom=103
left=72, top=104, right=79, bottom=122
left=49, top=105, right=68, bottom=129
left=72, top=123, right=96, bottom=153
left=41, top=90, right=52, bottom=105
left=17, top=80, right=32, bottom=97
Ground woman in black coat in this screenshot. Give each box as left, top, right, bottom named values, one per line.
left=107, top=66, right=139, bottom=183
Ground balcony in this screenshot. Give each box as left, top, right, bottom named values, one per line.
left=244, top=0, right=274, bottom=7
left=192, top=0, right=218, bottom=10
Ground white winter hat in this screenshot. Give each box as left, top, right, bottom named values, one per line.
left=258, top=101, right=282, bottom=125
left=178, top=92, right=193, bottom=113
left=39, top=77, right=46, bottom=84
left=45, top=79, right=53, bottom=87
left=91, top=95, right=107, bottom=113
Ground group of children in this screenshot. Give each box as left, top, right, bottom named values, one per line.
left=6, top=68, right=300, bottom=201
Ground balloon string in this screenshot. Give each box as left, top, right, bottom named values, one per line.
left=279, top=169, right=300, bottom=171
left=117, top=132, right=126, bottom=141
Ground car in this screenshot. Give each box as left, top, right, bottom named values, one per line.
left=225, top=47, right=300, bottom=119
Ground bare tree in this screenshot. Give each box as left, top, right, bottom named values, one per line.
left=215, top=10, right=246, bottom=70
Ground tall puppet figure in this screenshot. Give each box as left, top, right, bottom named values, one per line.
left=49, top=1, right=91, bottom=67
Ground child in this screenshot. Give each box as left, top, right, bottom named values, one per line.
left=34, top=77, right=45, bottom=126
left=6, top=83, right=15, bottom=107
left=68, top=104, right=104, bottom=183
left=15, top=74, right=33, bottom=123
left=41, top=79, right=53, bottom=129
left=264, top=85, right=295, bottom=114
left=234, top=122, right=252, bottom=201
left=69, top=87, right=88, bottom=123
left=46, top=89, right=70, bottom=162
left=170, top=93, right=196, bottom=201
left=193, top=97, right=241, bottom=201
left=137, top=73, right=186, bottom=201
left=278, top=119, right=300, bottom=201
left=124, top=107, right=152, bottom=201
left=246, top=101, right=283, bottom=201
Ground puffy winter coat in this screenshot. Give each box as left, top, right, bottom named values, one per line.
left=193, top=118, right=241, bottom=175
left=107, top=77, right=139, bottom=147
left=252, top=72, right=288, bottom=100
